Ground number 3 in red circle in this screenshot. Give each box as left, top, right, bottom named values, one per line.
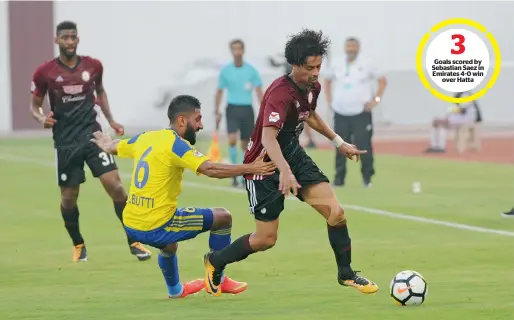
left=451, top=34, right=465, bottom=55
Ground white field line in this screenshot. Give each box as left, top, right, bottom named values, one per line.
left=1, top=152, right=514, bottom=238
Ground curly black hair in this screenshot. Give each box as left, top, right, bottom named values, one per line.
left=284, top=29, right=331, bottom=66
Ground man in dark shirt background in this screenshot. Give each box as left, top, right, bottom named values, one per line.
left=29, top=20, right=151, bottom=263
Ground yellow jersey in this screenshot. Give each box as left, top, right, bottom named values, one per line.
left=117, top=129, right=210, bottom=231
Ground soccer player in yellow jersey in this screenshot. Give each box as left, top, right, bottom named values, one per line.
left=90, top=95, right=275, bottom=299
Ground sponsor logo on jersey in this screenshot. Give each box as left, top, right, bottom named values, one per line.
left=63, top=85, right=83, bottom=95
left=62, top=95, right=86, bottom=103
left=268, top=112, right=280, bottom=123
left=193, top=150, right=204, bottom=157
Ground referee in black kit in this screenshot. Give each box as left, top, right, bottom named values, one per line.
left=323, top=37, right=387, bottom=188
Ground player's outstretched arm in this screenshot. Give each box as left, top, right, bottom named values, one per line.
left=197, top=153, right=276, bottom=179
left=305, top=110, right=337, bottom=141
left=90, top=131, right=120, bottom=155
left=306, top=111, right=367, bottom=162
left=94, top=61, right=124, bottom=136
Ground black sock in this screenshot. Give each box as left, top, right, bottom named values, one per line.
left=209, top=234, right=256, bottom=269
left=327, top=224, right=353, bottom=278
left=114, top=200, right=135, bottom=245
left=61, top=206, right=84, bottom=246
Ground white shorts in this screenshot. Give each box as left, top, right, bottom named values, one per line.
left=447, top=109, right=476, bottom=127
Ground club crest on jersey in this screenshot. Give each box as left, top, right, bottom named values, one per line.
left=63, top=85, right=83, bottom=95
left=82, top=71, right=90, bottom=82
left=56, top=76, right=63, bottom=82
left=294, top=100, right=300, bottom=109
left=193, top=150, right=204, bottom=157
left=308, top=91, right=313, bottom=104
left=30, top=81, right=36, bottom=92
left=268, top=112, right=280, bottom=123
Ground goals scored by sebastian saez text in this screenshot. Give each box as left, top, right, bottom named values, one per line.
left=416, top=18, right=501, bottom=103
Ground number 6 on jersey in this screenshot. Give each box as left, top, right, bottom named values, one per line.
left=134, top=146, right=152, bottom=189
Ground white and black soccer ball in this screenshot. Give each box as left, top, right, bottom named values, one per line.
left=390, top=270, right=427, bottom=306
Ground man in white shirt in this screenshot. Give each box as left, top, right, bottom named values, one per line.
left=323, top=37, right=387, bottom=187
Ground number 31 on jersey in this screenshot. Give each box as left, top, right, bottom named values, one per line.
left=99, top=152, right=115, bottom=166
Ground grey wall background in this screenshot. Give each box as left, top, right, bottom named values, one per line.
left=3, top=1, right=512, bottom=133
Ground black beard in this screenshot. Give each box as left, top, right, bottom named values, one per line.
left=184, top=124, right=197, bottom=145
left=60, top=47, right=76, bottom=60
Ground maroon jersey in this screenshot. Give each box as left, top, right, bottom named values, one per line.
left=243, top=75, right=321, bottom=180
left=31, top=56, right=103, bottom=147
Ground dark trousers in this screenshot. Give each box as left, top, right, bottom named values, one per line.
left=333, top=111, right=375, bottom=184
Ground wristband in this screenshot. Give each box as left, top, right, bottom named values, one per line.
left=332, top=135, right=345, bottom=148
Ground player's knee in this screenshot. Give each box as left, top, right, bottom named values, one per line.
left=105, top=180, right=126, bottom=202
left=240, top=140, right=249, bottom=150
left=160, top=243, right=178, bottom=256
left=252, top=231, right=278, bottom=251
left=110, top=183, right=126, bottom=202
left=228, top=135, right=237, bottom=146
left=211, top=207, right=232, bottom=229
left=326, top=206, right=347, bottom=227
left=60, top=187, right=79, bottom=209
left=61, top=197, right=77, bottom=209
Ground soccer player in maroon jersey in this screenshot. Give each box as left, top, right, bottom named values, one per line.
left=203, top=29, right=378, bottom=296
left=29, top=21, right=152, bottom=262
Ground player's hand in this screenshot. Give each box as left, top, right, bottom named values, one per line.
left=338, top=142, right=367, bottom=162
left=249, top=153, right=276, bottom=176
left=41, top=111, right=56, bottom=129
left=90, top=131, right=114, bottom=153
left=109, top=120, right=125, bottom=136
left=215, top=111, right=222, bottom=129
left=279, top=169, right=301, bottom=197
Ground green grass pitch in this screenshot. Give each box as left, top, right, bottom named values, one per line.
left=1, top=137, right=513, bottom=320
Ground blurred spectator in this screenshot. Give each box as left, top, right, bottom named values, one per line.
left=268, top=56, right=317, bottom=148
left=323, top=37, right=387, bottom=188
left=215, top=39, right=263, bottom=187
left=425, top=90, right=482, bottom=153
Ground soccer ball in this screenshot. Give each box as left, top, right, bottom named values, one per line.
left=390, top=270, right=427, bottom=306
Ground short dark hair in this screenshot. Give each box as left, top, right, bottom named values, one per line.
left=56, top=21, right=77, bottom=34
left=167, top=95, right=201, bottom=121
left=285, top=29, right=331, bottom=66
left=345, top=37, right=360, bottom=45
left=230, top=39, right=245, bottom=50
